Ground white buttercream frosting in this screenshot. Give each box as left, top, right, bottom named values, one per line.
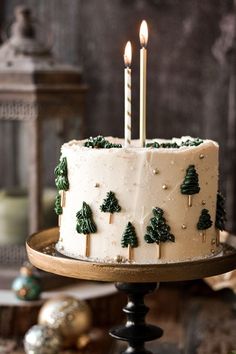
left=57, top=137, right=220, bottom=264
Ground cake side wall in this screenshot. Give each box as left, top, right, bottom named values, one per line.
left=58, top=141, right=219, bottom=264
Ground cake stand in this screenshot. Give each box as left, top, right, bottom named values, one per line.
left=26, top=227, right=236, bottom=354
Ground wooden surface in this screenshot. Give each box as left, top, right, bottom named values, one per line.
left=1, top=0, right=236, bottom=233
left=26, top=228, right=236, bottom=283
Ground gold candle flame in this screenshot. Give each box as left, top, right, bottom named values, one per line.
left=124, top=41, right=132, bottom=67
left=139, top=20, right=148, bottom=48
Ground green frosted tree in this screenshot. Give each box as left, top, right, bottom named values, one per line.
left=180, top=165, right=200, bottom=207
left=121, top=222, right=138, bottom=261
left=144, top=207, right=175, bottom=259
left=197, top=208, right=212, bottom=242
left=76, top=202, right=97, bottom=257
left=100, top=191, right=121, bottom=223
left=54, top=157, right=69, bottom=192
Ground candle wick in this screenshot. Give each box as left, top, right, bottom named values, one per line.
left=140, top=35, right=147, bottom=48
left=124, top=55, right=131, bottom=68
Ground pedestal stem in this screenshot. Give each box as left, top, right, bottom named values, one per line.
left=110, top=282, right=163, bottom=354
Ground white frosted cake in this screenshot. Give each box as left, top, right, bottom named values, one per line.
left=54, top=136, right=226, bottom=264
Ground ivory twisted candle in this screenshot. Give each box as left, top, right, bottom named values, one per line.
left=139, top=20, right=148, bottom=147
left=124, top=41, right=132, bottom=147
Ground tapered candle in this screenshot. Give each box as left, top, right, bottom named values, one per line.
left=124, top=41, right=132, bottom=147
left=139, top=20, right=148, bottom=147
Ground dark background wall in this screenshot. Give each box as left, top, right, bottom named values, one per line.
left=1, top=0, right=236, bottom=231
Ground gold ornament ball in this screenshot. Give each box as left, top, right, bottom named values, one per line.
left=38, top=296, right=92, bottom=344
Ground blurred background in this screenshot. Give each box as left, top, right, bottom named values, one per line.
left=0, top=1, right=235, bottom=353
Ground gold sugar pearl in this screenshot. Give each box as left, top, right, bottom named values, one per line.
left=202, top=200, right=206, bottom=206
left=211, top=239, right=216, bottom=245
left=211, top=249, right=215, bottom=254
left=182, top=224, right=187, bottom=229
left=199, top=154, right=205, bottom=159
left=153, top=168, right=159, bottom=175
left=162, top=184, right=168, bottom=190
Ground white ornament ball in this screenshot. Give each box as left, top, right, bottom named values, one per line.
left=24, top=325, right=62, bottom=354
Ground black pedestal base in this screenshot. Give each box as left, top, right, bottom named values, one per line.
left=110, top=282, right=163, bottom=354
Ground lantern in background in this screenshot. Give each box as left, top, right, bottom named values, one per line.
left=0, top=5, right=87, bottom=240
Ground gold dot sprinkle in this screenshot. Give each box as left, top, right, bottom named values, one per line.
left=94, top=183, right=100, bottom=188
left=153, top=168, right=159, bottom=175
left=211, top=239, right=216, bottom=245
left=182, top=224, right=187, bottom=229
left=199, top=154, right=205, bottom=159
left=162, top=184, right=168, bottom=190
left=211, top=249, right=215, bottom=254
left=202, top=200, right=206, bottom=206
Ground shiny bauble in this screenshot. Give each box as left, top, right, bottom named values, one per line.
left=24, top=324, right=62, bottom=354
left=38, top=296, right=92, bottom=345
left=12, top=265, right=41, bottom=300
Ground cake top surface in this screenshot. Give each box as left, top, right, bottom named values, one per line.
left=61, top=136, right=218, bottom=154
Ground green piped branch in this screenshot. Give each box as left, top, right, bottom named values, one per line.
left=180, top=165, right=200, bottom=207
left=146, top=138, right=203, bottom=149
left=144, top=207, right=175, bottom=260
left=100, top=191, right=121, bottom=224
left=121, top=222, right=138, bottom=261
left=84, top=136, right=122, bottom=149
left=146, top=141, right=179, bottom=149
left=54, top=194, right=63, bottom=216
left=197, top=208, right=213, bottom=243
left=76, top=202, right=97, bottom=257
left=54, top=157, right=69, bottom=191
left=54, top=193, right=63, bottom=225
left=215, top=192, right=227, bottom=231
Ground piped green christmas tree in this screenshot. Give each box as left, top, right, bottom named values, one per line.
left=54, top=157, right=69, bottom=207
left=197, top=208, right=212, bottom=242
left=100, top=191, right=121, bottom=224
left=144, top=207, right=175, bottom=259
left=121, top=222, right=138, bottom=261
left=76, top=202, right=97, bottom=257
left=180, top=165, right=200, bottom=207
